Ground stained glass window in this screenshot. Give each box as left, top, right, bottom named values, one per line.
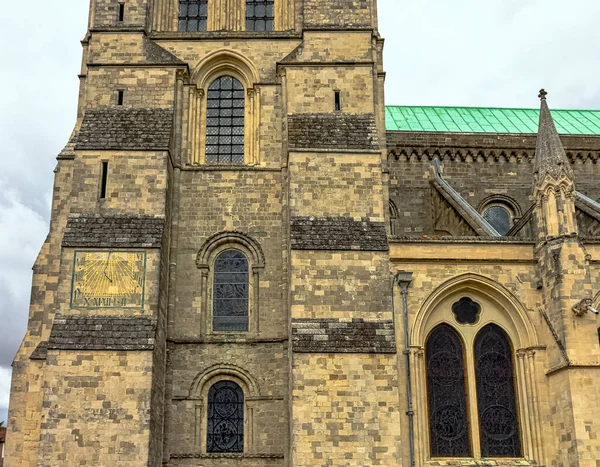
left=483, top=205, right=512, bottom=236
left=475, top=324, right=521, bottom=458
left=426, top=324, right=471, bottom=457
left=179, top=0, right=208, bottom=32
left=213, top=250, right=249, bottom=332
left=206, top=76, right=245, bottom=164
left=246, top=0, right=274, bottom=31
left=207, top=381, right=244, bottom=453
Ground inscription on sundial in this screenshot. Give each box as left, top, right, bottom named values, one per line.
left=71, top=251, right=146, bottom=308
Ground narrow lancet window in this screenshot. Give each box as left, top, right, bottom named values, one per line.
left=426, top=324, right=471, bottom=457
left=100, top=161, right=109, bottom=199
left=334, top=91, right=342, bottom=111
left=246, top=0, right=274, bottom=31
left=213, top=250, right=249, bottom=332
left=179, top=0, right=208, bottom=32
left=206, top=76, right=245, bottom=164
left=474, top=324, right=521, bottom=458
left=118, top=3, right=125, bottom=22
left=207, top=381, right=244, bottom=453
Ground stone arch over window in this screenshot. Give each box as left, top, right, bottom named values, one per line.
left=479, top=195, right=521, bottom=236
left=197, top=232, right=265, bottom=335
left=389, top=199, right=399, bottom=236
left=187, top=51, right=260, bottom=165
left=190, top=364, right=260, bottom=453
left=409, top=274, right=542, bottom=464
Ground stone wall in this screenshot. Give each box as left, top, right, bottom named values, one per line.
left=302, top=0, right=373, bottom=28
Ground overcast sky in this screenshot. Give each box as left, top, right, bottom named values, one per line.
left=1, top=0, right=599, bottom=425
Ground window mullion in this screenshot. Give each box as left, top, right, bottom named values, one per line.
left=465, top=344, right=482, bottom=459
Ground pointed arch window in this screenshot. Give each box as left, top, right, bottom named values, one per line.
left=179, top=0, right=208, bottom=32
left=207, top=381, right=244, bottom=453
left=213, top=250, right=249, bottom=332
left=475, top=324, right=521, bottom=457
left=389, top=200, right=399, bottom=236
left=246, top=0, right=274, bottom=31
left=426, top=324, right=471, bottom=457
left=206, top=76, right=245, bottom=164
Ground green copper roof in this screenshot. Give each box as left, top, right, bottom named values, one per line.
left=385, top=106, right=600, bottom=135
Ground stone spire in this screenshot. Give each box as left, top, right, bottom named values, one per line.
left=533, top=89, right=574, bottom=187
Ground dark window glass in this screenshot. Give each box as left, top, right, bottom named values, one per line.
left=207, top=381, right=244, bottom=453
left=389, top=200, right=398, bottom=237
left=179, top=0, right=208, bottom=32
left=206, top=76, right=245, bottom=164
left=484, top=205, right=511, bottom=236
left=452, top=297, right=481, bottom=325
left=100, top=161, right=109, bottom=199
left=213, top=250, right=249, bottom=331
left=246, top=0, right=274, bottom=31
left=475, top=324, right=521, bottom=458
left=426, top=324, right=471, bottom=457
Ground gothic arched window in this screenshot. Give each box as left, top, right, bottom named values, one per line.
left=206, top=76, right=245, bottom=164
left=389, top=200, right=399, bottom=236
left=213, top=250, right=249, bottom=332
left=207, top=381, right=245, bottom=453
left=426, top=324, right=471, bottom=457
left=246, top=0, right=274, bottom=31
left=179, top=0, right=208, bottom=32
left=475, top=324, right=521, bottom=457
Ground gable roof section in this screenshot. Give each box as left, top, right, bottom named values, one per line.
left=385, top=106, right=600, bottom=135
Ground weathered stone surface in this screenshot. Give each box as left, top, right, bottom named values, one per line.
left=290, top=217, right=388, bottom=251
left=48, top=315, right=156, bottom=351
left=288, top=113, right=379, bottom=150
left=292, top=318, right=396, bottom=353
left=62, top=214, right=164, bottom=248
left=76, top=108, right=173, bottom=150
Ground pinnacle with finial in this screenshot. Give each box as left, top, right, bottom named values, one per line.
left=539, top=88, right=548, bottom=101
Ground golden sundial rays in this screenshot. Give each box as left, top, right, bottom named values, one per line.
left=71, top=251, right=146, bottom=308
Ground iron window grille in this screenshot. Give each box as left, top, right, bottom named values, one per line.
left=206, top=76, right=245, bottom=164
left=483, top=205, right=512, bottom=236
left=207, top=381, right=244, bottom=453
left=246, top=0, right=274, bottom=31
left=179, top=0, right=208, bottom=32
left=213, top=250, right=249, bottom=332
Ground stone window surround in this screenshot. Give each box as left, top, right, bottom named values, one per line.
left=196, top=231, right=265, bottom=337
left=186, top=50, right=260, bottom=166
left=189, top=364, right=260, bottom=454
left=404, top=274, right=544, bottom=465
left=152, top=0, right=295, bottom=32
left=478, top=194, right=522, bottom=232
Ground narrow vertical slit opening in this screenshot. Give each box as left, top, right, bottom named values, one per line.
left=118, top=3, right=125, bottom=22
left=117, top=90, right=124, bottom=106
left=100, top=161, right=109, bottom=199
left=334, top=91, right=341, bottom=112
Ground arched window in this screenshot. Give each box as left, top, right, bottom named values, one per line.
left=246, top=0, right=274, bottom=31
left=389, top=200, right=399, bottom=236
left=483, top=205, right=512, bottom=235
left=213, top=250, right=249, bottom=332
left=207, top=381, right=244, bottom=453
left=475, top=324, right=521, bottom=457
left=179, top=0, right=208, bottom=32
left=206, top=76, right=245, bottom=164
left=426, top=324, right=471, bottom=457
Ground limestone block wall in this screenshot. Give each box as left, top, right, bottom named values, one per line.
left=289, top=153, right=384, bottom=220
left=302, top=0, right=374, bottom=28
left=92, top=0, right=149, bottom=29
left=38, top=351, right=153, bottom=466
left=291, top=353, right=402, bottom=467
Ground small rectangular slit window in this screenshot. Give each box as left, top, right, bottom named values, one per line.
left=118, top=3, right=125, bottom=22
left=117, top=90, right=124, bottom=106
left=334, top=91, right=341, bottom=112
left=100, top=161, right=109, bottom=199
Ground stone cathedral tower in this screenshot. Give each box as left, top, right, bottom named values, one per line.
left=5, top=0, right=600, bottom=466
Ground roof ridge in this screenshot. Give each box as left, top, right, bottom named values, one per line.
left=385, top=105, right=600, bottom=112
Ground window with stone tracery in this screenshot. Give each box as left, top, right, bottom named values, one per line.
left=207, top=381, right=245, bottom=453
left=426, top=306, right=521, bottom=458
